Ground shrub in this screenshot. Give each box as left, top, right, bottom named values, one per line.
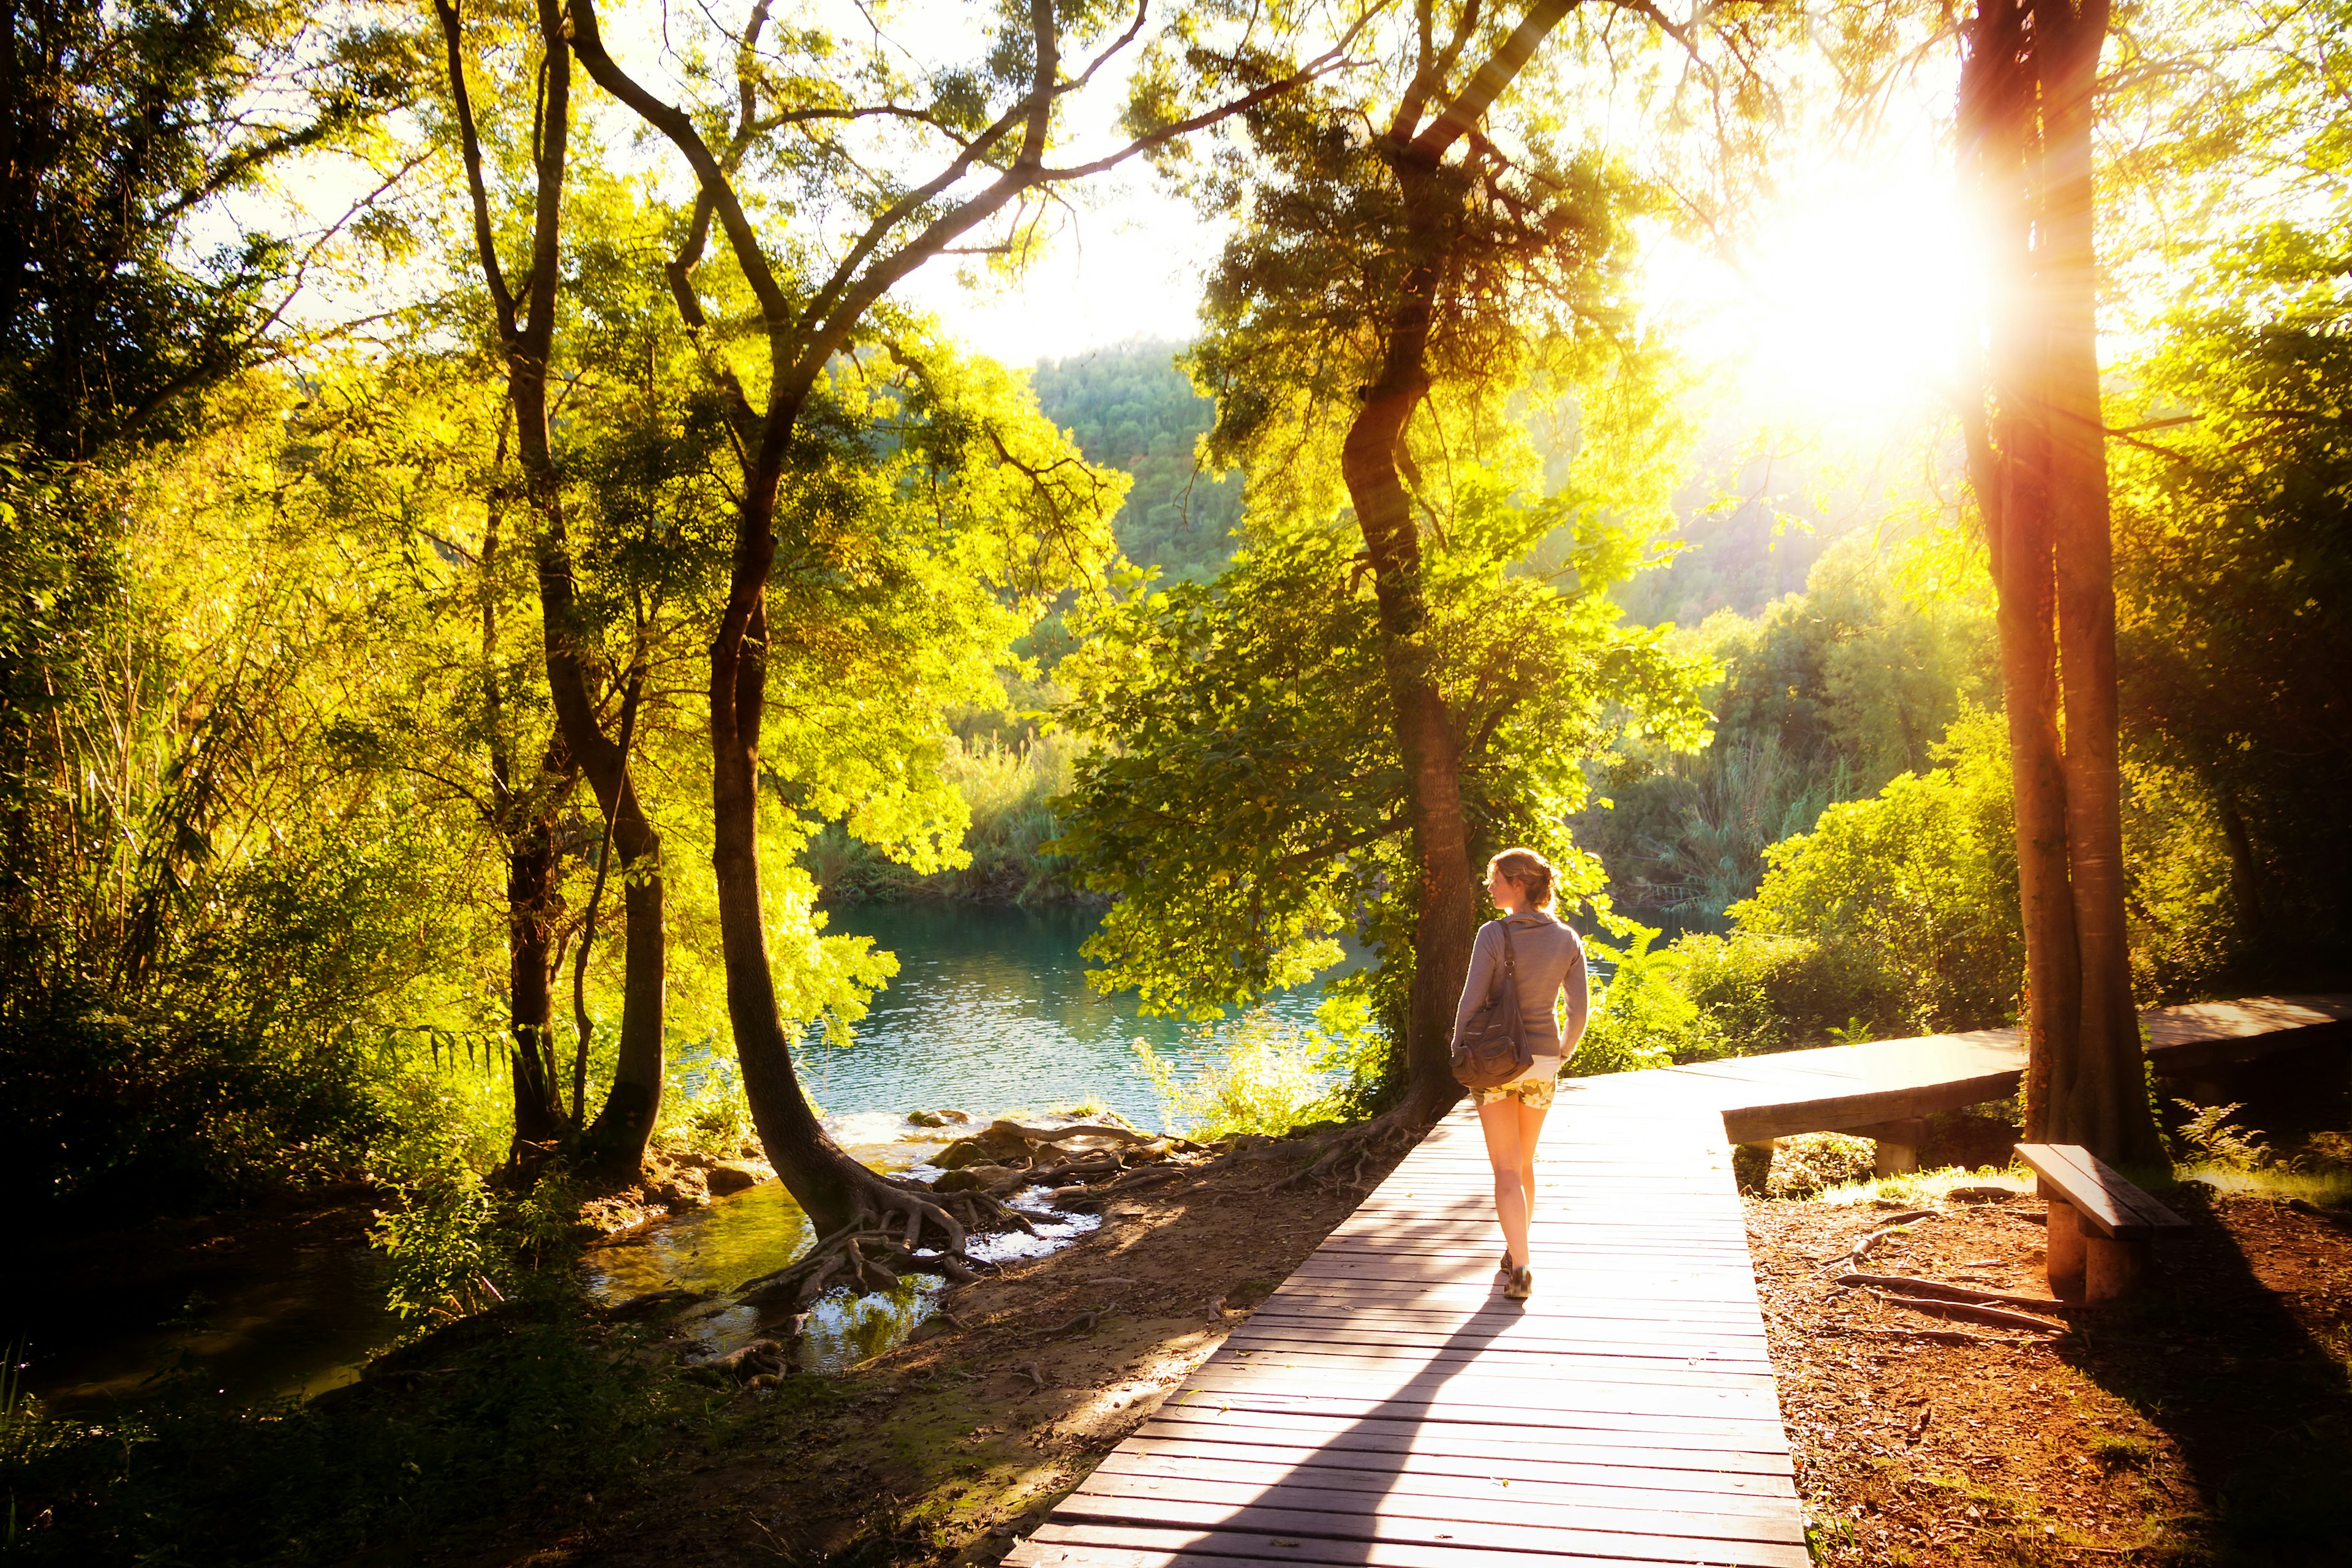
left=1574, top=921, right=1726, bottom=1073
left=1134, top=1011, right=1348, bottom=1139
left=1726, top=707, right=2022, bottom=1040
left=1675, top=929, right=1905, bottom=1056
left=2173, top=1100, right=2271, bottom=1170
left=806, top=729, right=1088, bottom=904
left=1766, top=1132, right=1877, bottom=1197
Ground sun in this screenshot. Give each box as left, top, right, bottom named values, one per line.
left=1650, top=162, right=1978, bottom=442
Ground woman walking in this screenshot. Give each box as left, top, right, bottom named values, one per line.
left=1454, top=848, right=1589, bottom=1302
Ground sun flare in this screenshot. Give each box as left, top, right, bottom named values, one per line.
left=1653, top=165, right=1978, bottom=439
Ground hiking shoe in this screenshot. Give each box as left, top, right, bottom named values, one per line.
left=1504, top=1266, right=1534, bottom=1301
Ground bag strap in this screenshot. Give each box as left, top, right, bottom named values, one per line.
left=1494, top=917, right=1523, bottom=1011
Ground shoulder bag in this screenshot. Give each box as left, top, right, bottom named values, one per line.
left=1451, top=919, right=1535, bottom=1090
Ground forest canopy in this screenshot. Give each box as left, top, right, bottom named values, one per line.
left=0, top=0, right=2342, bottom=1356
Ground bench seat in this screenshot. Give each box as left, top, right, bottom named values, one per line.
left=2016, top=1142, right=2190, bottom=1302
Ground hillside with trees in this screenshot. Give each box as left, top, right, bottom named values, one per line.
left=1031, top=341, right=1243, bottom=585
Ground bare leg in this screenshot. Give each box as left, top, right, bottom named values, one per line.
left=1517, top=1099, right=1548, bottom=1241
left=1477, top=1096, right=1531, bottom=1270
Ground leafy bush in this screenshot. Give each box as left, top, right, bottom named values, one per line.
left=1725, top=706, right=2022, bottom=1041
left=0, top=988, right=383, bottom=1215
left=1574, top=921, right=1726, bottom=1074
left=2173, top=1100, right=2272, bottom=1170
left=805, top=729, right=1088, bottom=904
left=1134, top=1010, right=1351, bottom=1139
left=0, top=1305, right=695, bottom=1566
left=1766, top=1133, right=1877, bottom=1197
left=1675, top=929, right=1905, bottom=1057
left=2120, top=761, right=2248, bottom=1001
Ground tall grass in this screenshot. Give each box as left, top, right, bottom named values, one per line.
left=804, top=731, right=1088, bottom=904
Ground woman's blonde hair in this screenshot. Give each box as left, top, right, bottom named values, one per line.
left=1486, top=847, right=1557, bottom=911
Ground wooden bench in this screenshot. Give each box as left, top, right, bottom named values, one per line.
left=2016, top=1142, right=2192, bottom=1302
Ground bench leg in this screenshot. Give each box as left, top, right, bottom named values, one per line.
left=2046, top=1201, right=2086, bottom=1300
left=1871, top=1119, right=1924, bottom=1177
left=2085, top=1235, right=2149, bottom=1302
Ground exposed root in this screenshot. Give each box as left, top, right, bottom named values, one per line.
left=1277, top=1107, right=1431, bottom=1194
left=1836, top=1271, right=2069, bottom=1314
left=737, top=1221, right=982, bottom=1323
left=1856, top=1287, right=2069, bottom=1336
left=994, top=1120, right=1147, bottom=1146
left=1817, top=1210, right=1942, bottom=1271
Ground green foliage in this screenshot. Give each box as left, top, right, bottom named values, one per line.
left=1586, top=531, right=1999, bottom=923
left=1765, top=1133, right=1877, bottom=1198
left=1574, top=921, right=1727, bottom=1074
left=0, top=1304, right=698, bottom=1566
left=2108, top=222, right=2352, bottom=984
left=1133, top=1011, right=1349, bottom=1140
left=804, top=730, right=1086, bottom=905
left=2173, top=1101, right=2272, bottom=1171
left=1031, top=340, right=1243, bottom=586
left=1721, top=706, right=2022, bottom=1042
left=1057, top=470, right=1713, bottom=1033
left=0, top=1, right=415, bottom=458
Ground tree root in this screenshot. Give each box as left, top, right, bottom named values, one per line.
left=1857, top=1287, right=2068, bottom=1336
left=1817, top=1211, right=1942, bottom=1270
left=1276, top=1108, right=1431, bottom=1194
left=1836, top=1272, right=2069, bottom=1314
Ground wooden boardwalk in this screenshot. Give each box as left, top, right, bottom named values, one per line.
left=1008, top=994, right=2348, bottom=1568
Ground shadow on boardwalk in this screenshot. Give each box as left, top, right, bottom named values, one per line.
left=1021, top=1098, right=1809, bottom=1568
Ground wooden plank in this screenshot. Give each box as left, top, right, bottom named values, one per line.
left=2016, top=1143, right=2188, bottom=1237
left=1113, top=1437, right=1798, bottom=1496
left=1134, top=1410, right=1793, bottom=1471
left=1061, top=1474, right=1806, bottom=1546
left=1013, top=1528, right=1802, bottom=1568
left=1085, top=1452, right=1800, bottom=1518
left=1202, top=1349, right=1779, bottom=1395
left=1220, top=1330, right=1772, bottom=1369
left=1028, top=1517, right=1812, bottom=1568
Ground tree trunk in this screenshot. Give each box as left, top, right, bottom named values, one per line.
left=440, top=0, right=670, bottom=1176
left=1959, top=0, right=2163, bottom=1167
left=1338, top=162, right=1474, bottom=1126
left=2037, top=0, right=2161, bottom=1166
left=710, top=581, right=930, bottom=1235
left=507, top=796, right=569, bottom=1159
left=2215, top=787, right=2268, bottom=940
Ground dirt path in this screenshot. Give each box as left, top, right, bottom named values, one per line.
left=1747, top=1186, right=2352, bottom=1566
left=460, top=1140, right=1411, bottom=1568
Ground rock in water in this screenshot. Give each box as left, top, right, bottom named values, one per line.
left=706, top=1162, right=765, bottom=1196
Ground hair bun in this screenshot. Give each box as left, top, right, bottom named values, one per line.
left=1487, top=847, right=1556, bottom=909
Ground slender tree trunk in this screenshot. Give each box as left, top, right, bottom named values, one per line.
left=1959, top=0, right=2162, bottom=1166
left=507, top=796, right=569, bottom=1156
left=2215, top=787, right=2267, bottom=940
left=1338, top=173, right=1475, bottom=1123
left=440, top=0, right=669, bottom=1175
left=710, top=582, right=881, bottom=1232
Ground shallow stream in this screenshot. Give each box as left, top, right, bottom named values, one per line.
left=24, top=903, right=1336, bottom=1407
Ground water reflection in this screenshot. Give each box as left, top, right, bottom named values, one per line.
left=811, top=903, right=1347, bottom=1131
left=580, top=1172, right=1099, bottom=1373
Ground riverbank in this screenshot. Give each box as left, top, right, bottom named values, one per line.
left=467, top=1129, right=1407, bottom=1567
left=1, top=1125, right=1402, bottom=1567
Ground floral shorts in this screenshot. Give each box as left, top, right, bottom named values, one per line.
left=1471, top=1071, right=1559, bottom=1110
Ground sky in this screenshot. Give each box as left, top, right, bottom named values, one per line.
left=251, top=0, right=1984, bottom=480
